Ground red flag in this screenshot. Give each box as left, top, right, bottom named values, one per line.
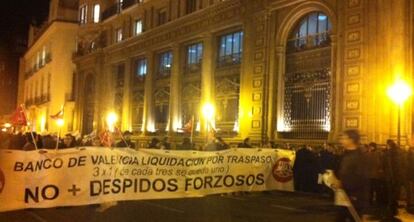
left=50, top=107, right=64, bottom=120
left=183, top=119, right=193, bottom=133
left=99, top=130, right=113, bottom=147
left=11, top=105, right=28, bottom=126
left=114, top=126, right=122, bottom=136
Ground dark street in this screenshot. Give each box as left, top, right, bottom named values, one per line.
left=0, top=191, right=341, bottom=222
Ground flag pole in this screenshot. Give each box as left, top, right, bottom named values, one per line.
left=116, top=127, right=130, bottom=148
left=190, top=115, right=194, bottom=144
left=21, top=104, right=38, bottom=150
left=55, top=128, right=61, bottom=150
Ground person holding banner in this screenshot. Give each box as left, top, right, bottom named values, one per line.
left=178, top=137, right=195, bottom=150
left=62, top=133, right=77, bottom=148
left=238, top=137, right=253, bottom=148
left=332, top=130, right=369, bottom=220
left=22, top=132, right=37, bottom=151
left=115, top=131, right=135, bottom=148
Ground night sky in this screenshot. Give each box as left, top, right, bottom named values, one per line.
left=0, top=0, right=50, bottom=51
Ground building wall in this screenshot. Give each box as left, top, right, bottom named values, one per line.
left=73, top=0, right=413, bottom=146
left=18, top=0, right=78, bottom=134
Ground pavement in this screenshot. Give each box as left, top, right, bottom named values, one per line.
left=0, top=191, right=343, bottom=222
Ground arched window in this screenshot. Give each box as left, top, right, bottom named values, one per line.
left=279, top=12, right=333, bottom=139
left=287, top=12, right=332, bottom=53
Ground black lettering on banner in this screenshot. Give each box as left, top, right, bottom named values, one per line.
left=167, top=179, right=178, bottom=192
left=152, top=179, right=166, bottom=192
left=68, top=156, right=87, bottom=168
left=223, top=175, right=234, bottom=187
left=256, top=173, right=265, bottom=185
left=14, top=162, right=23, bottom=171
left=42, top=159, right=52, bottom=169
left=204, top=176, right=213, bottom=189
left=103, top=179, right=111, bottom=195
left=112, top=179, right=122, bottom=194
left=25, top=187, right=39, bottom=203
left=122, top=179, right=133, bottom=193
left=42, top=185, right=59, bottom=200
left=185, top=178, right=192, bottom=191
left=214, top=175, right=223, bottom=188
left=235, top=175, right=245, bottom=186
left=90, top=180, right=101, bottom=196
left=139, top=179, right=151, bottom=192
left=246, top=175, right=255, bottom=186
left=24, top=185, right=59, bottom=203
left=93, top=167, right=99, bottom=177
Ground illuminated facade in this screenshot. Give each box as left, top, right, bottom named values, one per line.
left=73, top=0, right=413, bottom=146
left=17, top=0, right=78, bottom=133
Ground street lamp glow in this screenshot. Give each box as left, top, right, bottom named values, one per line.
left=202, top=103, right=215, bottom=121
left=106, top=112, right=118, bottom=131
left=56, top=118, right=64, bottom=127
left=387, top=80, right=412, bottom=105
left=3, top=123, right=11, bottom=128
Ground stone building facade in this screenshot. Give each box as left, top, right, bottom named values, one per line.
left=17, top=0, right=78, bottom=133
left=73, top=0, right=413, bottom=147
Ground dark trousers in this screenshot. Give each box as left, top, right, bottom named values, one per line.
left=369, top=178, right=387, bottom=206
left=385, top=181, right=403, bottom=217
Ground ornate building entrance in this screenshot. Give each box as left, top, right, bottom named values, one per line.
left=280, top=12, right=332, bottom=139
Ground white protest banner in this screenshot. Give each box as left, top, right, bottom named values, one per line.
left=0, top=148, right=295, bottom=212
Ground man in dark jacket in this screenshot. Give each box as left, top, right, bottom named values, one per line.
left=335, top=129, right=369, bottom=216
left=116, top=131, right=135, bottom=148
left=407, top=146, right=414, bottom=214
left=383, top=139, right=407, bottom=219
left=238, top=137, right=253, bottom=148
left=293, top=145, right=319, bottom=193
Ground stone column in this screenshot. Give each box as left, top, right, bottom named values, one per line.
left=168, top=44, right=181, bottom=135
left=142, top=51, right=155, bottom=134
left=98, top=63, right=114, bottom=131
left=200, top=33, right=215, bottom=136
left=121, top=58, right=132, bottom=131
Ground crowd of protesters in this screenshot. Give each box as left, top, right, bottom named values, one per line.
left=1, top=129, right=414, bottom=220
left=292, top=130, right=414, bottom=221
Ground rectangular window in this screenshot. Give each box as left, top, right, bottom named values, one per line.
left=115, top=28, right=123, bottom=43
left=79, top=5, right=88, bottom=24
left=218, top=31, right=243, bottom=67
left=186, top=42, right=203, bottom=72
left=41, top=46, right=46, bottom=66
left=186, top=0, right=197, bottom=14
left=155, top=104, right=169, bottom=124
left=158, top=9, right=167, bottom=26
left=92, top=4, right=100, bottom=23
left=36, top=52, right=41, bottom=69
left=158, top=51, right=172, bottom=78
left=135, top=58, right=147, bottom=81
left=118, top=0, right=124, bottom=12
left=134, top=19, right=143, bottom=36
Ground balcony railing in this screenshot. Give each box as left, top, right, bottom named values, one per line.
left=25, top=54, right=52, bottom=79
left=102, top=0, right=142, bottom=21
left=102, top=4, right=118, bottom=21
left=217, top=53, right=242, bottom=68
left=185, top=63, right=202, bottom=74
left=25, top=99, right=34, bottom=107
left=24, top=94, right=50, bottom=107
left=122, top=0, right=136, bottom=10
left=287, top=32, right=331, bottom=53
left=41, top=94, right=50, bottom=103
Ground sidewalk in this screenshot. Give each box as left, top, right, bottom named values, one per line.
left=365, top=208, right=414, bottom=222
